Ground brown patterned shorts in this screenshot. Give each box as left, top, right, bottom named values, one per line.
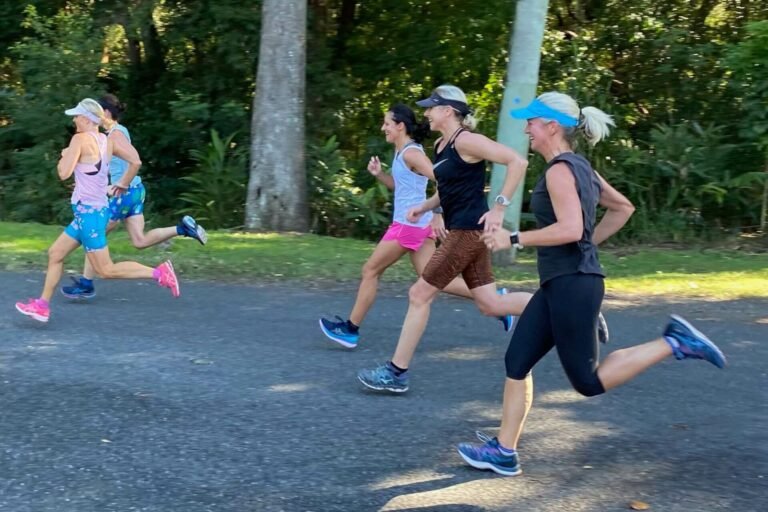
left=421, top=229, right=495, bottom=290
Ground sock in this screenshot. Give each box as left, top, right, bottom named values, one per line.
left=176, top=222, right=185, bottom=236
left=498, top=442, right=516, bottom=456
left=387, top=361, right=407, bottom=376
left=152, top=266, right=162, bottom=280
left=81, top=277, right=93, bottom=287
left=346, top=320, right=359, bottom=333
left=37, top=298, right=50, bottom=308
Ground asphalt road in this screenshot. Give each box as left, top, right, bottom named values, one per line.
left=2, top=271, right=766, bottom=512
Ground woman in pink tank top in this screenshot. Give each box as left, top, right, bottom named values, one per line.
left=15, top=99, right=181, bottom=323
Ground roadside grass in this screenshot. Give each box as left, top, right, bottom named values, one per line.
left=1, top=221, right=766, bottom=299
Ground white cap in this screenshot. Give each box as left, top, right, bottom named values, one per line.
left=64, top=101, right=101, bottom=124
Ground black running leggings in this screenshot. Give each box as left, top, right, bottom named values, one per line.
left=505, top=273, right=606, bottom=397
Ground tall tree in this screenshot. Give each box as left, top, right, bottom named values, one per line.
left=489, top=0, right=550, bottom=263
left=246, top=0, right=308, bottom=231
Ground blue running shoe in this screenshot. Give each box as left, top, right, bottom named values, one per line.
left=179, top=215, right=207, bottom=245
left=61, top=276, right=96, bottom=300
left=497, top=288, right=515, bottom=332
left=597, top=311, right=610, bottom=344
left=319, top=316, right=360, bottom=348
left=357, top=363, right=409, bottom=393
left=457, top=436, right=522, bottom=477
left=663, top=314, right=726, bottom=368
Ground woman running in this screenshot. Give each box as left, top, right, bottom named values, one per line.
left=456, top=92, right=726, bottom=476
left=15, top=99, right=179, bottom=322
left=61, top=94, right=206, bottom=300
left=357, top=85, right=533, bottom=392
left=319, top=103, right=514, bottom=348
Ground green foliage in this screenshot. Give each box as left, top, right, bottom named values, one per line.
left=178, top=130, right=246, bottom=229
left=2, top=0, right=767, bottom=242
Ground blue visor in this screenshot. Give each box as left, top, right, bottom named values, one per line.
left=510, top=99, right=579, bottom=127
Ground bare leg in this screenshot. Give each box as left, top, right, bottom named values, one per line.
left=41, top=233, right=82, bottom=301
left=409, top=239, right=472, bottom=299
left=497, top=375, right=534, bottom=450
left=597, top=339, right=672, bottom=390
left=87, top=246, right=154, bottom=280
left=124, top=215, right=178, bottom=249
left=83, top=220, right=120, bottom=280
left=470, top=283, right=532, bottom=317
left=497, top=339, right=674, bottom=450
left=390, top=278, right=441, bottom=368
left=348, top=240, right=408, bottom=326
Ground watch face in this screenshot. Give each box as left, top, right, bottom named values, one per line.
left=496, top=195, right=508, bottom=205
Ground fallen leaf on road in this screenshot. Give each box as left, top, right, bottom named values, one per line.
left=629, top=500, right=650, bottom=510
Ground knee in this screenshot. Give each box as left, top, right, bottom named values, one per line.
left=475, top=297, right=497, bottom=317
left=360, top=261, right=382, bottom=281
left=129, top=234, right=150, bottom=249
left=569, top=375, right=605, bottom=397
left=48, top=245, right=67, bottom=263
left=408, top=282, right=434, bottom=307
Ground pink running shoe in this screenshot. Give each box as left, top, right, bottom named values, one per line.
left=15, top=298, right=50, bottom=322
left=154, top=260, right=180, bottom=298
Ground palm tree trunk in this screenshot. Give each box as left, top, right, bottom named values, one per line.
left=489, top=0, right=550, bottom=264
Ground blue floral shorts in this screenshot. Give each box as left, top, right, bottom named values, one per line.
left=64, top=202, right=110, bottom=252
left=109, top=183, right=146, bottom=221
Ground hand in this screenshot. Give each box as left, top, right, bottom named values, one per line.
left=480, top=227, right=512, bottom=252
left=430, top=212, right=448, bottom=241
left=406, top=206, right=425, bottom=224
left=367, top=156, right=382, bottom=177
left=108, top=184, right=127, bottom=197
left=478, top=207, right=504, bottom=234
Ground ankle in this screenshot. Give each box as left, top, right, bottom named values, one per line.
left=387, top=361, right=408, bottom=376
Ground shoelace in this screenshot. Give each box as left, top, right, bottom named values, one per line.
left=475, top=430, right=493, bottom=443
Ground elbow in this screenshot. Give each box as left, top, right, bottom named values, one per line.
left=620, top=202, right=635, bottom=221
left=563, top=224, right=583, bottom=244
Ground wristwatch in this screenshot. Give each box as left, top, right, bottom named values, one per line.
left=494, top=194, right=511, bottom=207
left=509, top=231, right=524, bottom=250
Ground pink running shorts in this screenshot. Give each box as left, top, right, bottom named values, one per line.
left=381, top=221, right=435, bottom=251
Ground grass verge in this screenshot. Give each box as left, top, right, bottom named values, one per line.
left=1, top=221, right=766, bottom=299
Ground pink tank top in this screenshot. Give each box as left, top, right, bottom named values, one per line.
left=71, top=132, right=109, bottom=208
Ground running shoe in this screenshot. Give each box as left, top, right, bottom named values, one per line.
left=663, top=314, right=726, bottom=368
left=179, top=215, right=207, bottom=245
left=319, top=316, right=359, bottom=348
left=357, top=363, right=409, bottom=393
left=597, top=311, right=609, bottom=344
left=154, top=260, right=181, bottom=297
left=61, top=276, right=96, bottom=300
left=457, top=436, right=522, bottom=477
left=15, top=298, right=50, bottom=323
left=497, top=288, right=516, bottom=332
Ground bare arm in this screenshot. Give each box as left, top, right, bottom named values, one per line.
left=57, top=134, right=84, bottom=181
left=402, top=148, right=435, bottom=181
left=109, top=131, right=142, bottom=188
left=481, top=164, right=583, bottom=250
left=456, top=132, right=528, bottom=231
left=592, top=172, right=635, bottom=244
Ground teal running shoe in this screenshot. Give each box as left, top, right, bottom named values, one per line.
left=457, top=436, right=522, bottom=477
left=497, top=288, right=515, bottom=332
left=357, top=363, right=409, bottom=393
left=664, top=314, right=726, bottom=368
left=319, top=316, right=359, bottom=348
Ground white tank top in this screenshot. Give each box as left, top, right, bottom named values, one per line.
left=391, top=142, right=433, bottom=227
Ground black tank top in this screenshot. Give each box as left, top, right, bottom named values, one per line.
left=433, top=129, right=488, bottom=229
left=530, top=152, right=604, bottom=284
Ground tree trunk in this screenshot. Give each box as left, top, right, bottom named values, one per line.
left=489, top=0, right=550, bottom=265
left=761, top=159, right=767, bottom=232
left=246, top=0, right=308, bottom=232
